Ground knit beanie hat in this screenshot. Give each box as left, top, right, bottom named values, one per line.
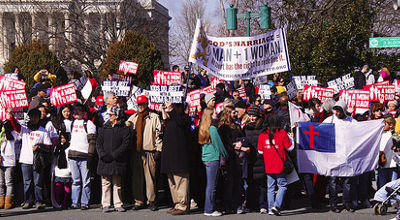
left=248, top=105, right=260, bottom=117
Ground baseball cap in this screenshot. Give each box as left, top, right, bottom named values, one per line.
left=137, top=95, right=148, bottom=104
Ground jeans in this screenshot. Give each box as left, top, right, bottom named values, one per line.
left=378, top=168, right=399, bottom=188
left=329, top=177, right=355, bottom=205
left=267, top=173, right=287, bottom=211
left=21, top=163, right=43, bottom=204
left=69, top=159, right=91, bottom=206
left=203, top=161, right=219, bottom=214
left=0, top=166, right=14, bottom=196
left=253, top=178, right=267, bottom=209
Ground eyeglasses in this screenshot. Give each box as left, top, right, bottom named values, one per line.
left=233, top=94, right=239, bottom=97
left=375, top=109, right=384, bottom=112
left=255, top=99, right=261, bottom=102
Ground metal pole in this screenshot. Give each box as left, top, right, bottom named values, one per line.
left=281, top=29, right=292, bottom=81
left=183, top=62, right=193, bottom=102
left=246, top=12, right=251, bottom=37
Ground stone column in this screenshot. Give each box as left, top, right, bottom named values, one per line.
left=84, top=13, right=89, bottom=43
left=100, top=13, right=105, bottom=45
left=116, top=13, right=121, bottom=41
left=48, top=14, right=54, bottom=50
left=64, top=12, right=72, bottom=42
left=14, top=13, right=20, bottom=46
left=3, top=13, right=8, bottom=60
left=31, top=13, right=37, bottom=41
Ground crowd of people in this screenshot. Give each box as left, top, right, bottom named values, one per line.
left=0, top=64, right=399, bottom=218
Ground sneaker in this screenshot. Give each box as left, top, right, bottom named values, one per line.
left=268, top=211, right=274, bottom=215
left=81, top=205, right=90, bottom=210
left=103, top=206, right=112, bottom=213
left=22, top=203, right=32, bottom=209
left=70, top=204, right=80, bottom=209
left=236, top=209, right=243, bottom=214
left=35, top=203, right=45, bottom=209
left=204, top=211, right=222, bottom=217
left=115, top=207, right=126, bottom=212
left=271, top=206, right=281, bottom=216
left=167, top=208, right=176, bottom=214
left=259, top=208, right=267, bottom=214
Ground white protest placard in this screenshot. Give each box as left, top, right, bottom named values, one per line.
left=149, top=85, right=183, bottom=104
left=286, top=81, right=298, bottom=100
left=102, top=80, right=131, bottom=97
left=189, top=19, right=291, bottom=80
left=118, top=60, right=139, bottom=74
left=258, top=84, right=272, bottom=99
left=292, top=75, right=318, bottom=90
left=327, top=73, right=355, bottom=94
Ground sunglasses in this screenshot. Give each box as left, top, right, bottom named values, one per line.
left=375, top=109, right=384, bottom=112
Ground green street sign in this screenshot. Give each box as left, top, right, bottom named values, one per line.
left=369, top=37, right=400, bottom=48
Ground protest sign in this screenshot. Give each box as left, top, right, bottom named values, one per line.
left=215, top=102, right=224, bottom=114
left=102, top=80, right=131, bottom=97
left=286, top=81, right=298, bottom=100
left=327, top=73, right=355, bottom=94
left=363, top=81, right=389, bottom=90
left=153, top=71, right=182, bottom=85
left=292, top=75, right=318, bottom=90
left=149, top=85, right=183, bottom=104
left=210, top=77, right=221, bottom=89
left=395, top=80, right=400, bottom=95
left=118, top=60, right=139, bottom=74
left=237, top=86, right=248, bottom=100
left=303, top=85, right=334, bottom=103
left=189, top=19, right=291, bottom=80
left=186, top=89, right=202, bottom=113
left=50, top=83, right=78, bottom=107
left=363, top=83, right=395, bottom=101
left=258, top=84, right=272, bottom=99
left=201, top=85, right=216, bottom=94
left=112, top=73, right=132, bottom=82
left=81, top=80, right=92, bottom=100
left=253, top=75, right=270, bottom=86
left=339, top=89, right=370, bottom=110
left=127, top=86, right=144, bottom=111
left=149, top=103, right=163, bottom=112
left=0, top=89, right=29, bottom=109
left=0, top=75, right=26, bottom=91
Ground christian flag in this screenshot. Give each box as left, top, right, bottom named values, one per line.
left=296, top=119, right=384, bottom=177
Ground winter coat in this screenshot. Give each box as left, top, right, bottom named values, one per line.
left=33, top=144, right=51, bottom=173
left=354, top=71, right=366, bottom=89
left=243, top=119, right=265, bottom=180
left=160, top=110, right=191, bottom=174
left=126, top=111, right=162, bottom=152
left=96, top=120, right=130, bottom=176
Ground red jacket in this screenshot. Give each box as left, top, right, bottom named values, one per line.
left=257, top=129, right=292, bottom=174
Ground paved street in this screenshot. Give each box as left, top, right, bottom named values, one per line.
left=0, top=203, right=397, bottom=220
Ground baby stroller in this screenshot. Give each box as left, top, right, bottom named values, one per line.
left=373, top=152, right=400, bottom=215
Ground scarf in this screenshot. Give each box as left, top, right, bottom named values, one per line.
left=0, top=126, right=5, bottom=151
left=135, top=108, right=149, bottom=152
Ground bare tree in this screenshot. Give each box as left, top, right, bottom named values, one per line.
left=0, top=0, right=170, bottom=75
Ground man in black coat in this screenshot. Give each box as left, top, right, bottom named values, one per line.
left=96, top=106, right=130, bottom=213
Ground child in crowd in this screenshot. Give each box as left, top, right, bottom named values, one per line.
left=53, top=132, right=72, bottom=209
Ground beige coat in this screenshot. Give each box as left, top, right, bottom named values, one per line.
left=126, top=112, right=163, bottom=152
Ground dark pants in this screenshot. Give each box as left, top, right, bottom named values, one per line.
left=223, top=164, right=242, bottom=211
left=329, top=177, right=356, bottom=205
left=21, top=163, right=43, bottom=205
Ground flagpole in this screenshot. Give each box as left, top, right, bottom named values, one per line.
left=183, top=62, right=193, bottom=103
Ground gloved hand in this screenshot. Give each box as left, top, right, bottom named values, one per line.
left=101, top=154, right=114, bottom=163
left=154, top=151, right=161, bottom=161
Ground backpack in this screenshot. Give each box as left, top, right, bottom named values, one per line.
left=70, top=119, right=89, bottom=134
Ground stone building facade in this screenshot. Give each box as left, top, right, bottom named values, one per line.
left=0, top=0, right=171, bottom=73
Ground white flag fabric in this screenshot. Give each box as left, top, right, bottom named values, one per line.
left=288, top=102, right=310, bottom=128
left=296, top=119, right=384, bottom=177
left=188, top=19, right=291, bottom=80
left=81, top=79, right=92, bottom=100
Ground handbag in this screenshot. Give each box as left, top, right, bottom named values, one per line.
left=272, top=142, right=294, bottom=174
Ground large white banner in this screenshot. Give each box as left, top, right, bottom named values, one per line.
left=189, top=19, right=290, bottom=80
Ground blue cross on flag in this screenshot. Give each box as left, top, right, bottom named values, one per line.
left=297, top=122, right=336, bottom=153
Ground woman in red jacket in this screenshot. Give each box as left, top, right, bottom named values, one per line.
left=257, top=114, right=293, bottom=216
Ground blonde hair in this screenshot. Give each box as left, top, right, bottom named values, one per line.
left=218, top=106, right=237, bottom=129
left=198, top=108, right=214, bottom=145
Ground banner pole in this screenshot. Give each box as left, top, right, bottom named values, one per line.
left=281, top=28, right=292, bottom=81
left=183, top=62, right=193, bottom=103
